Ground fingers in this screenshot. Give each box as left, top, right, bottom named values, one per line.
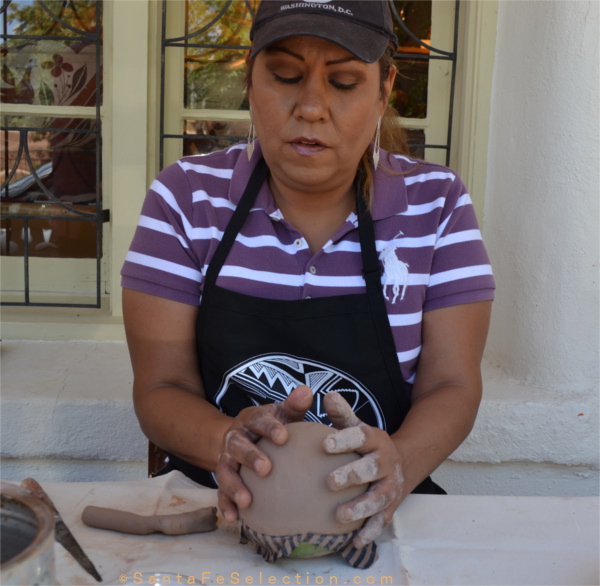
left=323, top=391, right=362, bottom=429
left=323, top=426, right=367, bottom=453
left=216, top=385, right=314, bottom=524
left=216, top=446, right=254, bottom=523
left=354, top=511, right=386, bottom=549
left=327, top=453, right=379, bottom=490
left=335, top=462, right=403, bottom=519
left=239, top=386, right=313, bottom=445
left=327, top=430, right=405, bottom=549
left=279, top=385, right=314, bottom=423
left=336, top=482, right=391, bottom=523
left=223, top=429, right=271, bottom=476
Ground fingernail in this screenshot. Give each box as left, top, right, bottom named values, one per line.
left=324, top=437, right=335, bottom=451
left=338, top=507, right=353, bottom=523
left=354, top=536, right=367, bottom=549
left=255, top=458, right=268, bottom=475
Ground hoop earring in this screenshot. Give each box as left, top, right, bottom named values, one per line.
left=247, top=108, right=256, bottom=161
left=373, top=115, right=382, bottom=170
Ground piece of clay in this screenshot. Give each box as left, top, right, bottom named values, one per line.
left=81, top=505, right=218, bottom=535
left=239, top=421, right=377, bottom=567
left=240, top=421, right=366, bottom=536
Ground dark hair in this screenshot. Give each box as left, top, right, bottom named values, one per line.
left=245, top=42, right=410, bottom=206
left=360, top=42, right=409, bottom=206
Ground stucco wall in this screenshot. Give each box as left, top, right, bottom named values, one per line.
left=484, top=0, right=599, bottom=390
left=482, top=0, right=599, bottom=471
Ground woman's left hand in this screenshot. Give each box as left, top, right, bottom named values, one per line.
left=323, top=392, right=404, bottom=549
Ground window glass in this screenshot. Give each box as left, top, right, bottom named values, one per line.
left=163, top=1, right=455, bottom=165
left=183, top=118, right=250, bottom=157
left=392, top=0, right=432, bottom=120
left=184, top=0, right=256, bottom=111
left=1, top=0, right=102, bottom=306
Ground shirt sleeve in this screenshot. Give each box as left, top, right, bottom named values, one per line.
left=121, top=161, right=203, bottom=306
left=424, top=174, right=495, bottom=311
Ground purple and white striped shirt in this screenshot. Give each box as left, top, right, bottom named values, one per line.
left=121, top=141, right=495, bottom=385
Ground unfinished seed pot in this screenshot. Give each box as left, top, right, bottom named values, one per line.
left=239, top=421, right=376, bottom=567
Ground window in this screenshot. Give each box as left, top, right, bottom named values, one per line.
left=1, top=0, right=104, bottom=307
left=160, top=0, right=459, bottom=170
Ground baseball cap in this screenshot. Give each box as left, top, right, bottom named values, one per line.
left=249, top=0, right=399, bottom=63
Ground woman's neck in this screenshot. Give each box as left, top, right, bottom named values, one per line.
left=269, top=176, right=356, bottom=254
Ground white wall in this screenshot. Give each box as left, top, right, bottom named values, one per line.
left=485, top=0, right=599, bottom=388
left=481, top=0, right=599, bottom=471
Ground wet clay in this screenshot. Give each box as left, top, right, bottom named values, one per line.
left=240, top=421, right=368, bottom=536
left=81, top=505, right=218, bottom=535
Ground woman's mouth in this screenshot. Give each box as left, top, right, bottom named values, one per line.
left=289, top=138, right=328, bottom=156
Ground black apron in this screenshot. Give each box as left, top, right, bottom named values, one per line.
left=167, top=158, right=444, bottom=495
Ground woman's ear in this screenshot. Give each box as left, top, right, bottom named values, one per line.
left=246, top=54, right=254, bottom=106
left=381, top=66, right=397, bottom=114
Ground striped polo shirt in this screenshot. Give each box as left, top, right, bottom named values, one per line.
left=121, top=141, right=495, bottom=385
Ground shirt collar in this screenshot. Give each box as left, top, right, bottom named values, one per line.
left=369, top=148, right=409, bottom=221
left=228, top=140, right=273, bottom=210
left=228, top=140, right=409, bottom=220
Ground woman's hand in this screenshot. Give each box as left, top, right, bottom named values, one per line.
left=323, top=392, right=404, bottom=549
left=216, top=385, right=313, bottom=523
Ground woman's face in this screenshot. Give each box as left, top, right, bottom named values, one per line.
left=249, top=36, right=395, bottom=198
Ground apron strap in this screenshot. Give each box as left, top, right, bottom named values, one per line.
left=355, top=173, right=412, bottom=414
left=201, top=157, right=269, bottom=302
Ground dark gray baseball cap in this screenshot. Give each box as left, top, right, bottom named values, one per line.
left=250, top=0, right=398, bottom=63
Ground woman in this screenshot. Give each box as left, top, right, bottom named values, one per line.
left=121, top=0, right=494, bottom=556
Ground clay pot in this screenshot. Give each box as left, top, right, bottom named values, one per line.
left=240, top=421, right=367, bottom=544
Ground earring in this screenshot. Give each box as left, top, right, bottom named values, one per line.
left=247, top=108, right=256, bottom=161
left=373, top=115, right=382, bottom=170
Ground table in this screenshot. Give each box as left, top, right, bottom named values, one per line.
left=13, top=472, right=600, bottom=585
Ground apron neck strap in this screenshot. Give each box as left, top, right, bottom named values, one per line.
left=354, top=172, right=383, bottom=290
left=202, top=157, right=269, bottom=295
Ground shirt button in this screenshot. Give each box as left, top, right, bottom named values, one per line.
left=309, top=266, right=317, bottom=274
left=294, top=238, right=303, bottom=248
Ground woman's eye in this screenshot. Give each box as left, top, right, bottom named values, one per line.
left=330, top=80, right=358, bottom=91
left=273, top=74, right=302, bottom=84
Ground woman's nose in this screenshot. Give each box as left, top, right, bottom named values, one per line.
left=294, top=75, right=330, bottom=122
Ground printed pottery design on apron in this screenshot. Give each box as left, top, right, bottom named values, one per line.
left=214, top=353, right=386, bottom=429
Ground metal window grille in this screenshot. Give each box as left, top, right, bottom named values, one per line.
left=1, top=0, right=104, bottom=308
left=159, top=0, right=459, bottom=170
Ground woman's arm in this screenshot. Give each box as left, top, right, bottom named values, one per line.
left=392, top=299, right=492, bottom=494
left=324, top=300, right=492, bottom=547
left=123, top=287, right=313, bottom=520
left=123, top=288, right=231, bottom=471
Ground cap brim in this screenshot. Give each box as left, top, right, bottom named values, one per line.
left=250, top=14, right=390, bottom=63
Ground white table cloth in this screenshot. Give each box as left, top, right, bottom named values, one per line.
left=18, top=472, right=599, bottom=585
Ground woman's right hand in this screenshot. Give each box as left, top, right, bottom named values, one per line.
left=216, top=385, right=313, bottom=523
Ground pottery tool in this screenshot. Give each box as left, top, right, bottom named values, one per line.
left=81, top=505, right=218, bottom=535
left=20, top=477, right=102, bottom=583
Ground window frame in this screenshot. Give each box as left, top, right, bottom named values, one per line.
left=1, top=0, right=105, bottom=308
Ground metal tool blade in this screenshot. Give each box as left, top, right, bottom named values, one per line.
left=21, top=478, right=102, bottom=582
left=54, top=519, right=103, bottom=582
